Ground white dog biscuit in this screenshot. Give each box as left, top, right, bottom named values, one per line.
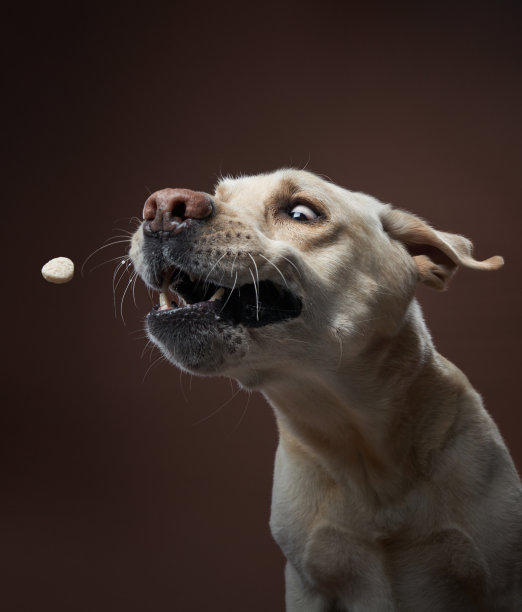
left=41, top=257, right=75, bottom=284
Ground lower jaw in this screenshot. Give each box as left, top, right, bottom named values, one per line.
left=146, top=300, right=235, bottom=346
left=146, top=306, right=244, bottom=374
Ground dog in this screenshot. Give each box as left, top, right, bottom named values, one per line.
left=129, top=169, right=522, bottom=611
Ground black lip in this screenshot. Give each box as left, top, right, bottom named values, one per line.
left=148, top=298, right=222, bottom=322
left=149, top=274, right=302, bottom=328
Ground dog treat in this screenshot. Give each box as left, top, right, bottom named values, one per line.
left=41, top=257, right=75, bottom=284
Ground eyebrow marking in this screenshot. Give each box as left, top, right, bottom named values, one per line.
left=277, top=178, right=300, bottom=200
left=266, top=177, right=300, bottom=210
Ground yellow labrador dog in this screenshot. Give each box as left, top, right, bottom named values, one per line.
left=130, top=169, right=522, bottom=611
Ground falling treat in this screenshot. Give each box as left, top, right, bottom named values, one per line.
left=41, top=257, right=75, bottom=284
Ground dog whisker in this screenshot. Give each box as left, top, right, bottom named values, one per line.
left=191, top=385, right=244, bottom=427
left=142, top=354, right=166, bottom=384
left=220, top=271, right=238, bottom=313
left=227, top=390, right=252, bottom=437
left=119, top=267, right=138, bottom=325
left=247, top=253, right=261, bottom=306
left=203, top=251, right=228, bottom=285
left=81, top=239, right=132, bottom=276
left=248, top=266, right=259, bottom=320
left=103, top=234, right=133, bottom=242
left=231, top=251, right=239, bottom=273
left=278, top=255, right=302, bottom=278
left=86, top=254, right=130, bottom=274
left=178, top=369, right=190, bottom=404
left=258, top=253, right=289, bottom=288
left=112, top=258, right=132, bottom=318
left=138, top=339, right=154, bottom=355
left=334, top=329, right=343, bottom=370
left=131, top=269, right=139, bottom=308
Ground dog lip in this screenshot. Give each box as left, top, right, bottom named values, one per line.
left=148, top=298, right=222, bottom=318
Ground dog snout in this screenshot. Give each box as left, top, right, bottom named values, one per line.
left=142, top=188, right=214, bottom=235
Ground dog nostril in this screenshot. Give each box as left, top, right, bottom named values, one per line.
left=143, top=195, right=158, bottom=221
left=171, top=200, right=186, bottom=220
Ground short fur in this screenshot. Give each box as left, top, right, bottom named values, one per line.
left=130, top=169, right=522, bottom=611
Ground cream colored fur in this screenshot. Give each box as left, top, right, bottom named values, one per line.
left=130, top=169, right=522, bottom=611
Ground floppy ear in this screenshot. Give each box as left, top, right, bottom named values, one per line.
left=381, top=206, right=504, bottom=291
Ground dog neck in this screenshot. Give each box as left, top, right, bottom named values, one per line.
left=261, top=299, right=469, bottom=503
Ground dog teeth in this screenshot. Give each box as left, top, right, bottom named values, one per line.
left=158, top=277, right=170, bottom=309
left=159, top=291, right=170, bottom=311
left=209, top=287, right=225, bottom=302
left=189, top=273, right=196, bottom=282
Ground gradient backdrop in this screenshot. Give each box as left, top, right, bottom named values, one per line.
left=4, top=2, right=522, bottom=611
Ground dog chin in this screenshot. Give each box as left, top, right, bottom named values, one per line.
left=146, top=309, right=248, bottom=375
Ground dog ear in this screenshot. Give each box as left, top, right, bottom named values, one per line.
left=381, top=207, right=504, bottom=290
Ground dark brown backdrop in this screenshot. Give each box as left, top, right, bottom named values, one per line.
left=3, top=2, right=521, bottom=611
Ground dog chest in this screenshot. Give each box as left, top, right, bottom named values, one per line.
left=269, top=442, right=374, bottom=572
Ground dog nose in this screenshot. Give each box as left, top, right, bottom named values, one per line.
left=142, top=188, right=214, bottom=233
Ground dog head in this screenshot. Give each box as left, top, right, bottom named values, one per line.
left=129, top=169, right=502, bottom=388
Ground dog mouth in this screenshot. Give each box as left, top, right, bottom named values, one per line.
left=148, top=267, right=302, bottom=328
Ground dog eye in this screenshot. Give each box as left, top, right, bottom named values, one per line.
left=288, top=204, right=318, bottom=222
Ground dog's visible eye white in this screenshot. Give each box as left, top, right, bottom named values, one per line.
left=289, top=203, right=318, bottom=221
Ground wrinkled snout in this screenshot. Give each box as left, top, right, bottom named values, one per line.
left=142, top=188, right=214, bottom=235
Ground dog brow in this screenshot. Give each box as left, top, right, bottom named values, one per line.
left=267, top=177, right=300, bottom=207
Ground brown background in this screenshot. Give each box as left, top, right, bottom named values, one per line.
left=3, top=2, right=521, bottom=611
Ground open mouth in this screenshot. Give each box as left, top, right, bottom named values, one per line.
left=148, top=268, right=302, bottom=328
